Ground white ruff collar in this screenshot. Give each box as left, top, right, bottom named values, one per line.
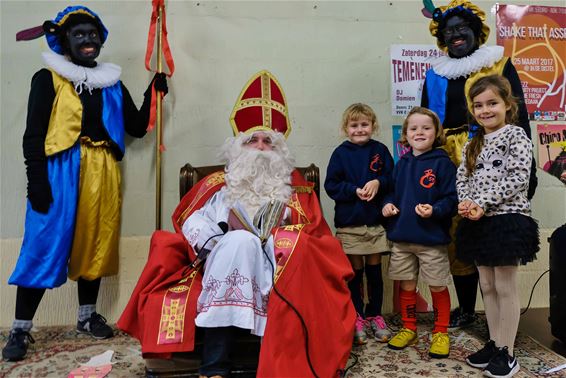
left=431, top=45, right=504, bottom=80
left=42, top=51, right=121, bottom=93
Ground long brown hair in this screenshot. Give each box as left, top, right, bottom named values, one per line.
left=464, top=75, right=518, bottom=175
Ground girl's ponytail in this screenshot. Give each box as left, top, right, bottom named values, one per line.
left=465, top=126, right=485, bottom=176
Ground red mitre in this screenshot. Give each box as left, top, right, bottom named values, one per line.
left=230, top=70, right=291, bottom=138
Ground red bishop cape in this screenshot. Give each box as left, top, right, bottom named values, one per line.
left=117, top=170, right=356, bottom=377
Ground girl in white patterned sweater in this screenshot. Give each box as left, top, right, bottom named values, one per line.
left=456, top=75, right=539, bottom=378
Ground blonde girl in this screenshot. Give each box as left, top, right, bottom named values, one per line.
left=325, top=103, right=394, bottom=344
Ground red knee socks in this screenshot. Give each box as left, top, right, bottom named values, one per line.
left=400, top=288, right=417, bottom=331
left=431, top=288, right=451, bottom=333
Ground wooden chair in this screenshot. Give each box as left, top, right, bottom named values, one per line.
left=144, top=162, right=320, bottom=377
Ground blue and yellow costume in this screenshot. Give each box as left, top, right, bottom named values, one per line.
left=418, top=1, right=537, bottom=330
left=9, top=6, right=151, bottom=289
left=420, top=0, right=536, bottom=277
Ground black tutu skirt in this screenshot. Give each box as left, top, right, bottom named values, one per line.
left=456, top=213, right=539, bottom=266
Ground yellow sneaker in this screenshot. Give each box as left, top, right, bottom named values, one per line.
left=387, top=328, right=417, bottom=350
left=429, top=332, right=450, bottom=358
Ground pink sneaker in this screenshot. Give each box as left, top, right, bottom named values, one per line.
left=353, top=314, right=367, bottom=345
left=366, top=315, right=392, bottom=342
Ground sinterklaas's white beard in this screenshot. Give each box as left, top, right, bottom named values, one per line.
left=223, top=148, right=293, bottom=217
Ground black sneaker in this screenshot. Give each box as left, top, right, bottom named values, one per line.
left=448, top=307, right=477, bottom=329
left=77, top=312, right=114, bottom=339
left=483, top=346, right=519, bottom=378
left=2, top=328, right=35, bottom=361
left=466, top=339, right=498, bottom=368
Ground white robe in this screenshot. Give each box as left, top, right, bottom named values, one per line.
left=181, top=189, right=277, bottom=336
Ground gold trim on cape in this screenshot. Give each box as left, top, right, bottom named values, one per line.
left=176, top=172, right=225, bottom=228
left=157, top=269, right=200, bottom=345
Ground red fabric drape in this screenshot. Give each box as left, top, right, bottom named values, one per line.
left=145, top=0, right=175, bottom=133
left=118, top=171, right=356, bottom=376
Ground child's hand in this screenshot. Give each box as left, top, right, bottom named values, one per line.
left=466, top=203, right=484, bottom=221
left=356, top=188, right=369, bottom=201
left=458, top=200, right=484, bottom=220
left=458, top=200, right=473, bottom=217
left=360, top=179, right=380, bottom=201
left=382, top=203, right=399, bottom=217
left=415, top=203, right=433, bottom=218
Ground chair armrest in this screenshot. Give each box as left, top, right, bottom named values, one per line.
left=179, top=164, right=224, bottom=200
left=296, top=164, right=320, bottom=199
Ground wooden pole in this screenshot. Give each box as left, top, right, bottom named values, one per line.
left=155, top=4, right=164, bottom=230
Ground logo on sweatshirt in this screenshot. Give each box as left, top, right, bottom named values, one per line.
left=370, top=154, right=383, bottom=173
left=419, top=169, right=436, bottom=188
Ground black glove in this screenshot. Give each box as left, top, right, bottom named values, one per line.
left=145, top=73, right=168, bottom=97
left=26, top=160, right=53, bottom=214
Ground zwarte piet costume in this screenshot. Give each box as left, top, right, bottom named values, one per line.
left=10, top=5, right=153, bottom=288
left=419, top=0, right=537, bottom=329
left=3, top=5, right=164, bottom=363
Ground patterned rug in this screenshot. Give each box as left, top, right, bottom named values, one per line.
left=0, top=328, right=145, bottom=377
left=345, top=313, right=566, bottom=377
left=1, top=314, right=565, bottom=377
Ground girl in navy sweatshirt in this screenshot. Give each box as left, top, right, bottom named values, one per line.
left=382, top=107, right=457, bottom=358
left=325, top=103, right=394, bottom=345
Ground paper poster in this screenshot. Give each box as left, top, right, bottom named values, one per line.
left=392, top=125, right=411, bottom=162
left=496, top=4, right=566, bottom=121
left=537, top=123, right=566, bottom=184
left=390, top=44, right=446, bottom=117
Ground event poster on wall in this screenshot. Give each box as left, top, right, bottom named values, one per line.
left=537, top=123, right=566, bottom=184
left=495, top=4, right=566, bottom=121
left=392, top=125, right=411, bottom=162
left=390, top=45, right=446, bottom=117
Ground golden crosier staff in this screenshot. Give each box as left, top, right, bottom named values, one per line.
left=155, top=4, right=163, bottom=229
left=145, top=0, right=174, bottom=229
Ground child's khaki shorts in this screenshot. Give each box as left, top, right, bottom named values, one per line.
left=388, top=242, right=451, bottom=286
left=335, top=225, right=390, bottom=255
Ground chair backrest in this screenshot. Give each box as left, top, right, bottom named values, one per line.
left=179, top=163, right=320, bottom=199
